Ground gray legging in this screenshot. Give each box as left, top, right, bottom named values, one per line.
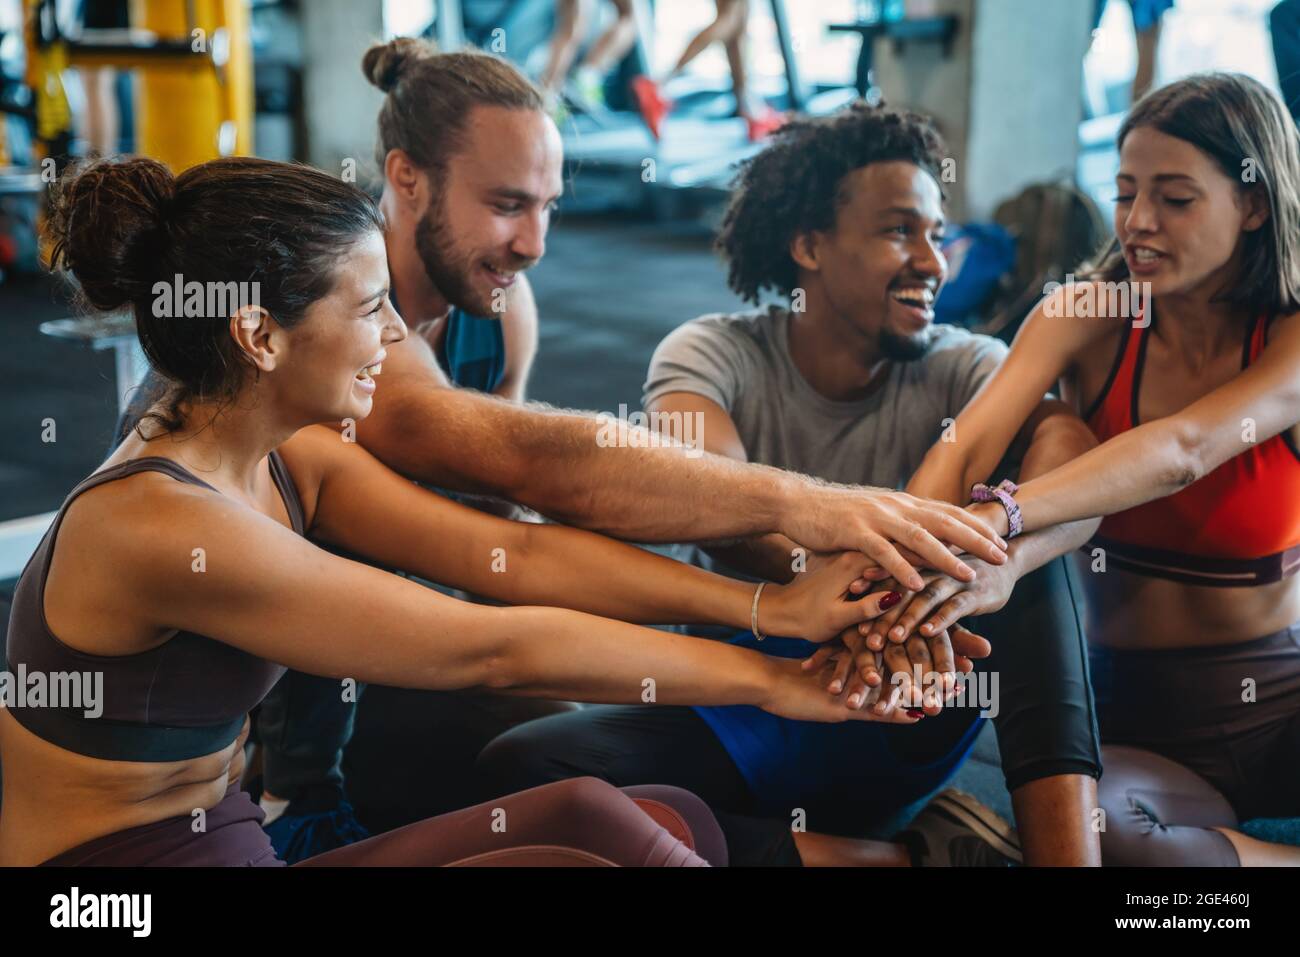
left=40, top=778, right=728, bottom=867
left=1095, top=746, right=1240, bottom=866
left=1091, top=623, right=1300, bottom=866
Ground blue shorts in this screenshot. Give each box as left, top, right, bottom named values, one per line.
left=692, top=632, right=986, bottom=834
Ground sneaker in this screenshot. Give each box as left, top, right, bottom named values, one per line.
left=895, top=789, right=1022, bottom=866
left=745, top=106, right=788, bottom=143
left=264, top=798, right=371, bottom=865
left=631, top=75, right=673, bottom=140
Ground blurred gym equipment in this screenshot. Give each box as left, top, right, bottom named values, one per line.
left=555, top=0, right=813, bottom=219
left=23, top=0, right=254, bottom=173
left=828, top=8, right=958, bottom=102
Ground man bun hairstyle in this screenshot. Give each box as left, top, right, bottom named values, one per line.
left=364, top=36, right=544, bottom=180
left=362, top=34, right=425, bottom=93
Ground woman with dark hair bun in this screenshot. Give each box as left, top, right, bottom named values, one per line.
left=1, top=156, right=931, bottom=867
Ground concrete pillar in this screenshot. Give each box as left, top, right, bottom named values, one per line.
left=869, top=0, right=1094, bottom=220
left=299, top=0, right=385, bottom=176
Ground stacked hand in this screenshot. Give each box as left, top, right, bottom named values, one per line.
left=781, top=486, right=1008, bottom=591
left=761, top=655, right=924, bottom=725
left=749, top=525, right=1025, bottom=721
left=862, top=555, right=1017, bottom=650
left=763, top=551, right=897, bottom=644
left=799, top=621, right=990, bottom=718
left=795, top=554, right=1018, bottom=716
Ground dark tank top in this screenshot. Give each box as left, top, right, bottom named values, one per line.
left=2, top=454, right=301, bottom=761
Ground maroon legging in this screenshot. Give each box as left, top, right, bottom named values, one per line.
left=40, top=778, right=727, bottom=867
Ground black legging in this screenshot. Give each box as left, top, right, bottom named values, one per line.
left=981, top=555, right=1101, bottom=790
left=477, top=704, right=802, bottom=866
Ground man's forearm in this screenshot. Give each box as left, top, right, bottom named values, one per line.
left=513, top=418, right=801, bottom=543
left=359, top=368, right=1007, bottom=588
left=364, top=384, right=800, bottom=542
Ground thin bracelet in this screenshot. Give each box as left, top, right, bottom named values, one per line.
left=751, top=582, right=767, bottom=641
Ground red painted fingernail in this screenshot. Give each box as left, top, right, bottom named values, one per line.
left=906, top=709, right=925, bottom=719
left=880, top=591, right=903, bottom=610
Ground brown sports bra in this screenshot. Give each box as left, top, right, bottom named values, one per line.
left=2, top=454, right=300, bottom=761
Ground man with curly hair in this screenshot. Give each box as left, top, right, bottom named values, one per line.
left=479, top=103, right=1105, bottom=867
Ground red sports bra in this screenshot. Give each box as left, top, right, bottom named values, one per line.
left=1083, top=309, right=1300, bottom=586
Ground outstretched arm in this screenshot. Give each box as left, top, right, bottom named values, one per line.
left=645, top=389, right=808, bottom=582
left=356, top=333, right=1006, bottom=590
left=111, top=480, right=914, bottom=725
left=922, top=290, right=1300, bottom=536
left=870, top=400, right=1102, bottom=646
left=984, top=399, right=1102, bottom=571
left=281, top=425, right=895, bottom=644
left=911, top=288, right=1112, bottom=509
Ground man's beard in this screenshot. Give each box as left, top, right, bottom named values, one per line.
left=414, top=196, right=497, bottom=318
left=879, top=326, right=934, bottom=362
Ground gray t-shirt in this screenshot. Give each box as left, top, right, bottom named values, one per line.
left=643, top=305, right=1009, bottom=490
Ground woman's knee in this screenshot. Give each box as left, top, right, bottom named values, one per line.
left=717, top=1, right=748, bottom=40
left=522, top=777, right=709, bottom=865
left=1097, top=746, right=1240, bottom=866
left=621, top=784, right=728, bottom=866
left=515, top=775, right=638, bottom=830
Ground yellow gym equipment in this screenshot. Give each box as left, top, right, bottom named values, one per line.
left=23, top=0, right=254, bottom=173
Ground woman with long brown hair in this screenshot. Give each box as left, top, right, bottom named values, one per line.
left=900, top=72, right=1300, bottom=865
